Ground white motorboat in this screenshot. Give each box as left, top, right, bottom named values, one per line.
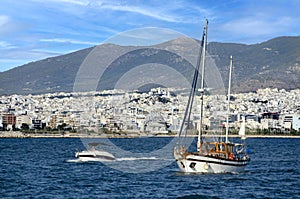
left=75, top=143, right=115, bottom=161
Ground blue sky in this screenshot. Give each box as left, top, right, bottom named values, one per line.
left=0, top=0, right=299, bottom=72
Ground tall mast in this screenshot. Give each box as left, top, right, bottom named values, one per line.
left=197, top=19, right=208, bottom=151
left=225, top=55, right=233, bottom=143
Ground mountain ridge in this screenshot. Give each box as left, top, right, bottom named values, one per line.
left=0, top=36, right=299, bottom=95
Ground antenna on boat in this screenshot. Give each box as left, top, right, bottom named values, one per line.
left=225, top=55, right=233, bottom=143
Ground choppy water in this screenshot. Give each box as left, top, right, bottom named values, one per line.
left=1, top=137, right=300, bottom=198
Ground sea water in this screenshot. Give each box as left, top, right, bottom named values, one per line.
left=0, top=137, right=299, bottom=198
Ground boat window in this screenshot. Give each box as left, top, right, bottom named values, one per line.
left=228, top=145, right=233, bottom=153
left=235, top=145, right=245, bottom=154
left=190, top=162, right=196, bottom=169
left=208, top=144, right=216, bottom=150
left=180, top=161, right=185, bottom=168
left=204, top=143, right=216, bottom=153
left=217, top=143, right=225, bottom=152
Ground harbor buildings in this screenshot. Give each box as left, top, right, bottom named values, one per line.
left=0, top=88, right=300, bottom=134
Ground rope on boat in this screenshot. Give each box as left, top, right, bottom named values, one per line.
left=177, top=22, right=206, bottom=147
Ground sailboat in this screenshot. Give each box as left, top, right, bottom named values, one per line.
left=173, top=19, right=250, bottom=173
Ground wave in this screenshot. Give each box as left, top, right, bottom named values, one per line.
left=65, top=159, right=82, bottom=163
left=66, top=156, right=171, bottom=163
left=116, top=157, right=160, bottom=161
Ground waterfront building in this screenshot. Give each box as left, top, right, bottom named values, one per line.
left=2, top=113, right=16, bottom=130
left=283, top=114, right=300, bottom=131
left=292, top=115, right=300, bottom=131
left=0, top=88, right=299, bottom=133
left=16, top=115, right=31, bottom=129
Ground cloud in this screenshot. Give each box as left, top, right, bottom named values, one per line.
left=219, top=14, right=298, bottom=43
left=0, top=15, right=10, bottom=26
left=58, top=0, right=90, bottom=6
left=0, top=41, right=16, bottom=49
left=1, top=0, right=298, bottom=72
left=31, top=0, right=90, bottom=6
left=96, top=1, right=211, bottom=24
left=0, top=47, right=61, bottom=71
left=0, top=48, right=59, bottom=60
left=99, top=4, right=181, bottom=23
left=105, top=27, right=186, bottom=46
left=40, top=38, right=99, bottom=45
left=0, top=14, right=29, bottom=37
left=223, top=17, right=292, bottom=36
left=32, top=0, right=210, bottom=24
left=0, top=15, right=14, bottom=35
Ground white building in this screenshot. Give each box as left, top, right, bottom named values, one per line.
left=292, top=115, right=300, bottom=131
left=16, top=115, right=31, bottom=129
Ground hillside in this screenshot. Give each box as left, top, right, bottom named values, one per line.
left=208, top=36, right=300, bottom=92
left=0, top=36, right=299, bottom=95
left=0, top=47, right=93, bottom=95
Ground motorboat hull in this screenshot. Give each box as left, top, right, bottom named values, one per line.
left=75, top=150, right=115, bottom=162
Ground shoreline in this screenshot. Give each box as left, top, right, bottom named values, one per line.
left=0, top=131, right=299, bottom=139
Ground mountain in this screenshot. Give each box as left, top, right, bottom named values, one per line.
left=208, top=36, right=300, bottom=92
left=0, top=36, right=299, bottom=95
left=0, top=47, right=93, bottom=95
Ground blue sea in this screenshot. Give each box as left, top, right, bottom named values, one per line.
left=1, top=137, right=300, bottom=198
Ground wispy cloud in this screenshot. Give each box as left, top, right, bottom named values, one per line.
left=34, top=0, right=210, bottom=24
left=222, top=16, right=295, bottom=37
left=220, top=16, right=298, bottom=42
left=0, top=0, right=299, bottom=71
left=40, top=38, right=99, bottom=45
left=95, top=1, right=211, bottom=24
left=0, top=48, right=59, bottom=60
left=0, top=48, right=61, bottom=71
left=0, top=41, right=16, bottom=49
left=0, top=15, right=10, bottom=26
left=0, top=14, right=29, bottom=37
left=58, top=0, right=90, bottom=6
left=0, top=15, right=14, bottom=36
left=105, top=27, right=186, bottom=46
left=99, top=4, right=181, bottom=23
left=31, top=0, right=90, bottom=6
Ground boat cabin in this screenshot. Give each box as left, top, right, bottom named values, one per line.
left=203, top=142, right=235, bottom=159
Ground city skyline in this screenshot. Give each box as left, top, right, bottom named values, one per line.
left=0, top=0, right=299, bottom=72
left=1, top=87, right=300, bottom=135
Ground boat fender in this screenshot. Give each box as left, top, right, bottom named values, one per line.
left=229, top=153, right=234, bottom=160
left=204, top=163, right=209, bottom=170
